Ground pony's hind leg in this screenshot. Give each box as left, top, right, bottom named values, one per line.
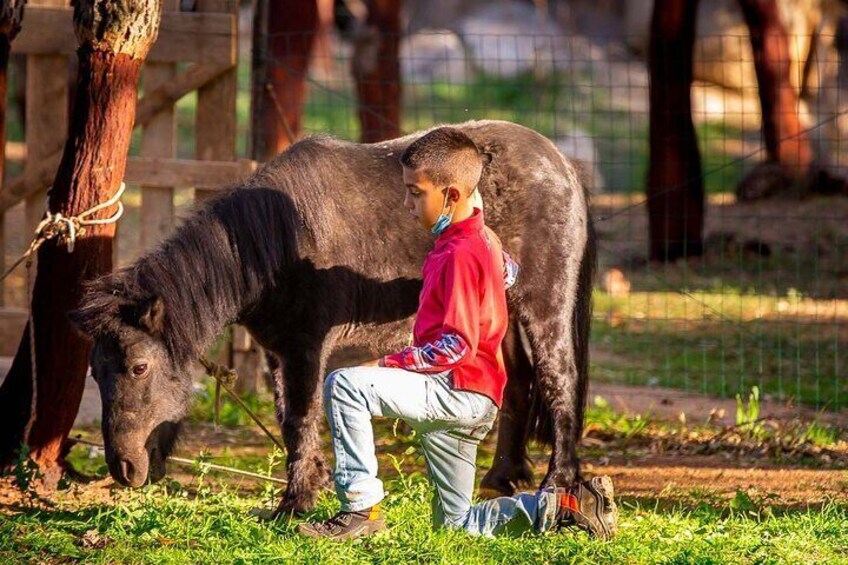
left=272, top=343, right=332, bottom=516
left=479, top=318, right=534, bottom=497
left=525, top=309, right=584, bottom=489
left=519, top=244, right=591, bottom=490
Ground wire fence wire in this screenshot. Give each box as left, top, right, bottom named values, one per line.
left=250, top=27, right=848, bottom=412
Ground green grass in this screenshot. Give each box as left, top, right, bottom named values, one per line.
left=13, top=384, right=847, bottom=564
left=591, top=288, right=847, bottom=409
left=2, top=473, right=847, bottom=564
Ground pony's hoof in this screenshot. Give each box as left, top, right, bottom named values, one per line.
left=271, top=497, right=311, bottom=519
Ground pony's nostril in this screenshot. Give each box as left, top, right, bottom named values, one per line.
left=120, top=459, right=135, bottom=483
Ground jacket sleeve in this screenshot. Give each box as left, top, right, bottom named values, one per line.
left=382, top=249, right=481, bottom=373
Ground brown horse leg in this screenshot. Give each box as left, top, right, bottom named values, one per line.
left=479, top=319, right=534, bottom=497
left=272, top=344, right=332, bottom=516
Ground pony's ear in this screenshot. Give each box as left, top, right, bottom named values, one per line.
left=136, top=297, right=165, bottom=336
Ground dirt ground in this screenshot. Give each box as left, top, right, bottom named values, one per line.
left=2, top=355, right=847, bottom=513
left=2, top=380, right=846, bottom=514
left=2, top=439, right=845, bottom=514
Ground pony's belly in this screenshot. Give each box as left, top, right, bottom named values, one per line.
left=330, top=317, right=415, bottom=367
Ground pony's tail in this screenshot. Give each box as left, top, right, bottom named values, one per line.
left=526, top=216, right=596, bottom=445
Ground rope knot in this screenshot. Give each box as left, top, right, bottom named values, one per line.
left=199, top=356, right=238, bottom=388
left=32, top=182, right=127, bottom=255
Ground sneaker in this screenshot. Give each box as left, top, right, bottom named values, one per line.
left=297, top=507, right=386, bottom=540
left=556, top=476, right=618, bottom=539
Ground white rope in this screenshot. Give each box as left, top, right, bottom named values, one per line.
left=36, top=181, right=126, bottom=253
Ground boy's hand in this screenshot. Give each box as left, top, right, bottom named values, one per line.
left=361, top=358, right=384, bottom=367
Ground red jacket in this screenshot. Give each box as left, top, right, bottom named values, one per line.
left=382, top=208, right=518, bottom=407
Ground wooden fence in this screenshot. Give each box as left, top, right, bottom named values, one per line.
left=1, top=0, right=262, bottom=388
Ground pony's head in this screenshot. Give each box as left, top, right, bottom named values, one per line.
left=69, top=276, right=193, bottom=487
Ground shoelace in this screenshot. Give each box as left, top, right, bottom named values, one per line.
left=316, top=512, right=359, bottom=534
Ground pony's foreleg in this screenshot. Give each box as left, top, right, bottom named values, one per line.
left=272, top=345, right=332, bottom=516
left=479, top=319, right=534, bottom=497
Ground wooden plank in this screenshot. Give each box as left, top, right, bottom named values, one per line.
left=0, top=307, right=27, bottom=357
left=135, top=62, right=230, bottom=128
left=125, top=157, right=256, bottom=189
left=139, top=63, right=176, bottom=256
left=195, top=0, right=260, bottom=388
left=0, top=59, right=235, bottom=213
left=196, top=0, right=237, bottom=12
left=14, top=7, right=236, bottom=65
left=0, top=156, right=257, bottom=213
left=194, top=0, right=238, bottom=202
left=23, top=53, right=67, bottom=303
left=231, top=325, right=264, bottom=394
left=0, top=151, right=60, bottom=213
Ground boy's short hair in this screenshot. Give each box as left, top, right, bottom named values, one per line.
left=401, top=127, right=483, bottom=194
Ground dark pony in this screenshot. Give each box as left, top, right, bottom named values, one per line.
left=70, top=120, right=595, bottom=514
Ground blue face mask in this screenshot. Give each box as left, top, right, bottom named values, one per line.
left=430, top=190, right=455, bottom=235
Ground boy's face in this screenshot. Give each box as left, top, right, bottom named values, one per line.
left=402, top=166, right=458, bottom=232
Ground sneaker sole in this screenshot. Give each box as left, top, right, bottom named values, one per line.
left=584, top=476, right=618, bottom=539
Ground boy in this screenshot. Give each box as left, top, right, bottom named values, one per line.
left=298, top=127, right=617, bottom=540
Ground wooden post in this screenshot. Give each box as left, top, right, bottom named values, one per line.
left=196, top=1, right=262, bottom=391
left=0, top=0, right=162, bottom=483
left=0, top=1, right=25, bottom=308
left=24, top=0, right=68, bottom=279
left=138, top=0, right=179, bottom=256
left=646, top=0, right=704, bottom=262
left=195, top=0, right=236, bottom=201
left=352, top=0, right=401, bottom=142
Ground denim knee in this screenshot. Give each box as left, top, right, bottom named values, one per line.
left=323, top=368, right=344, bottom=403
left=323, top=367, right=364, bottom=405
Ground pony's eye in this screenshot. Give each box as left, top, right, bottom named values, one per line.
left=131, top=363, right=148, bottom=377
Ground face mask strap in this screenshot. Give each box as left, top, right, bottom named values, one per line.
left=430, top=187, right=455, bottom=235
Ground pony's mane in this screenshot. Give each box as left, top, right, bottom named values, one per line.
left=71, top=186, right=300, bottom=366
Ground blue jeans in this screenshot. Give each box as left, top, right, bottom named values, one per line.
left=323, top=366, right=560, bottom=537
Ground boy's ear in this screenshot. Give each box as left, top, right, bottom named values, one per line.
left=447, top=186, right=462, bottom=203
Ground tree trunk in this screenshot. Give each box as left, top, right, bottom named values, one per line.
left=352, top=0, right=401, bottom=142
left=250, top=0, right=319, bottom=161
left=736, top=0, right=814, bottom=199
left=0, top=0, right=162, bottom=485
left=646, top=0, right=704, bottom=262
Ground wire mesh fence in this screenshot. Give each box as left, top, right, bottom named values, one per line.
left=249, top=22, right=847, bottom=412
